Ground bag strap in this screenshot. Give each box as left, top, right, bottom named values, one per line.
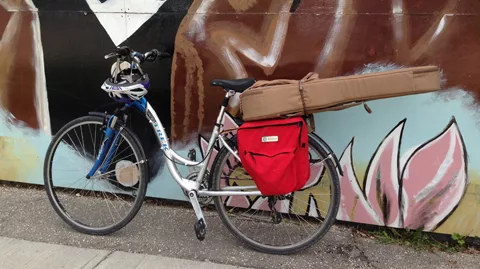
left=220, top=127, right=239, bottom=134
left=298, top=80, right=307, bottom=116
left=307, top=114, right=316, bottom=133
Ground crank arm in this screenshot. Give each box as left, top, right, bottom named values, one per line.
left=188, top=191, right=207, bottom=241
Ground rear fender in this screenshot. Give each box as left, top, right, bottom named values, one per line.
left=309, top=132, right=344, bottom=176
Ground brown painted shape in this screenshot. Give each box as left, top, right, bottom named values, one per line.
left=9, top=11, right=38, bottom=129
left=0, top=2, right=38, bottom=129
left=171, top=0, right=297, bottom=143
left=0, top=6, right=11, bottom=33
left=171, top=0, right=480, bottom=145
left=1, top=0, right=35, bottom=11
left=227, top=0, right=257, bottom=12
left=403, top=0, right=480, bottom=14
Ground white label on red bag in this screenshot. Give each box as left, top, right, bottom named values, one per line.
left=262, top=136, right=279, bottom=143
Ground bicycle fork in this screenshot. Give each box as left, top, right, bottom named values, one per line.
left=86, top=115, right=121, bottom=179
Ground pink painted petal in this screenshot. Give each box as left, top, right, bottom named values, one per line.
left=222, top=154, right=239, bottom=175
left=337, top=140, right=383, bottom=225
left=300, top=162, right=324, bottom=190
left=225, top=195, right=251, bottom=209
left=364, top=120, right=405, bottom=227
left=200, top=136, right=218, bottom=169
left=200, top=136, right=209, bottom=157
left=219, top=178, right=228, bottom=204
left=223, top=112, right=239, bottom=131
left=401, top=118, right=468, bottom=231
left=219, top=176, right=227, bottom=188
left=222, top=112, right=239, bottom=139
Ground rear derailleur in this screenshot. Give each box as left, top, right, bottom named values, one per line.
left=268, top=196, right=286, bottom=224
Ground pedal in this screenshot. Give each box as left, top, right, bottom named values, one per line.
left=194, top=218, right=206, bottom=241
left=188, top=191, right=207, bottom=241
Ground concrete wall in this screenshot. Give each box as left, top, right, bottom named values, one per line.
left=1, top=0, right=480, bottom=237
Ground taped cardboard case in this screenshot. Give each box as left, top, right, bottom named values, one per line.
left=239, top=66, right=441, bottom=122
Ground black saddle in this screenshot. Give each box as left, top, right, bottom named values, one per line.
left=210, top=78, right=256, bottom=93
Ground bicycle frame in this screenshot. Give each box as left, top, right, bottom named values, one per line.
left=88, top=90, right=262, bottom=197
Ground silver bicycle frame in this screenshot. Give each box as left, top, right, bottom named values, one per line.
left=145, top=91, right=262, bottom=197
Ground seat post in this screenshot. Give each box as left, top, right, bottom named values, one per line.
left=216, top=89, right=235, bottom=126
left=221, top=89, right=233, bottom=107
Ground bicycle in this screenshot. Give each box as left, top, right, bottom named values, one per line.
left=43, top=46, right=342, bottom=255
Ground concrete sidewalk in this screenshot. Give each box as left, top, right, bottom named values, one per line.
left=0, top=185, right=478, bottom=269
left=0, top=237, right=250, bottom=269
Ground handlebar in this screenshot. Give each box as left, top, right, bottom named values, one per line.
left=104, top=46, right=171, bottom=64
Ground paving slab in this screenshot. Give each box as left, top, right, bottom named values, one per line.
left=0, top=237, right=251, bottom=269
left=0, top=237, right=109, bottom=269
left=95, top=251, right=251, bottom=269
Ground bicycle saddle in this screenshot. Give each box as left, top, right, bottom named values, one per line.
left=210, top=78, right=256, bottom=93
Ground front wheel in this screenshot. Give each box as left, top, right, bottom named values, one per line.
left=211, top=135, right=340, bottom=255
left=43, top=115, right=148, bottom=235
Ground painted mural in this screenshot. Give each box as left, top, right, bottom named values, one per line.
left=1, top=0, right=480, bottom=238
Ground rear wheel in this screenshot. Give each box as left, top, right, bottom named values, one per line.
left=43, top=115, right=148, bottom=235
left=211, top=135, right=340, bottom=255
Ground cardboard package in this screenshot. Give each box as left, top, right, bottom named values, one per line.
left=239, top=66, right=441, bottom=121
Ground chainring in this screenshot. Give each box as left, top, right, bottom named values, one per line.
left=186, top=172, right=213, bottom=206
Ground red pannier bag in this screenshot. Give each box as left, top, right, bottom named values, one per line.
left=237, top=117, right=310, bottom=196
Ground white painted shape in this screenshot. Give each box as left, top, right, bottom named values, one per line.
left=94, top=13, right=127, bottom=46
left=126, top=13, right=154, bottom=39
left=432, top=15, right=447, bottom=42
left=0, top=0, right=37, bottom=11
left=308, top=196, right=319, bottom=218
left=188, top=0, right=215, bottom=41
left=280, top=199, right=290, bottom=214
left=86, top=0, right=168, bottom=46
left=251, top=197, right=267, bottom=210
left=24, top=0, right=37, bottom=10
left=125, top=0, right=167, bottom=14
left=391, top=0, right=404, bottom=43
left=392, top=0, right=403, bottom=14
left=337, top=143, right=383, bottom=225
left=316, top=0, right=347, bottom=69
left=31, top=12, right=51, bottom=135
left=86, top=0, right=125, bottom=13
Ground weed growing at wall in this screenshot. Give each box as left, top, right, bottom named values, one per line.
left=360, top=227, right=479, bottom=253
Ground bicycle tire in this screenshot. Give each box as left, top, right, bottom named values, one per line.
left=43, top=115, right=148, bottom=235
left=211, top=134, right=340, bottom=255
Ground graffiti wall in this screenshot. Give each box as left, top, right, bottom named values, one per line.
left=1, top=0, right=480, bottom=237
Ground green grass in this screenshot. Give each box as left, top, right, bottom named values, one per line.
left=361, top=227, right=475, bottom=253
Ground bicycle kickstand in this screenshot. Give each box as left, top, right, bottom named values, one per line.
left=188, top=191, right=207, bottom=241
